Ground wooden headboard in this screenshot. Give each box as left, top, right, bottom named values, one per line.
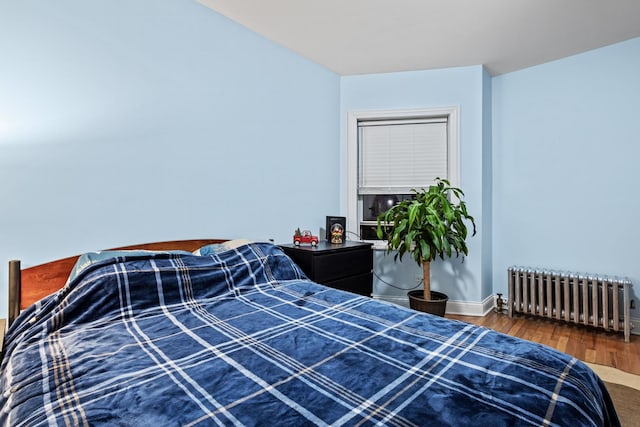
left=7, top=239, right=227, bottom=326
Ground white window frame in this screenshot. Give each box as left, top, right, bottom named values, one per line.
left=347, top=107, right=460, bottom=248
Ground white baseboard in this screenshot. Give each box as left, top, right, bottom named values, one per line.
left=371, top=293, right=495, bottom=316
left=446, top=294, right=496, bottom=316
left=371, top=294, right=411, bottom=308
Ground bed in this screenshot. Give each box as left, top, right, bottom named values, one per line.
left=1, top=239, right=620, bottom=426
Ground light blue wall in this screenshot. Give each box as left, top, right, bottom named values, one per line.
left=340, top=66, right=491, bottom=306
left=492, top=37, right=640, bottom=319
left=0, top=0, right=340, bottom=318
left=2, top=1, right=638, bottom=321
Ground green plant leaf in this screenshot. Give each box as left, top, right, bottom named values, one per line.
left=375, top=178, right=476, bottom=269
left=420, top=240, right=431, bottom=262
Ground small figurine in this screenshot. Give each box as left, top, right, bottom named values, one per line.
left=330, top=223, right=344, bottom=244
left=293, top=229, right=319, bottom=246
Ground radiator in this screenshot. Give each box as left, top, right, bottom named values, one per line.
left=507, top=267, right=633, bottom=342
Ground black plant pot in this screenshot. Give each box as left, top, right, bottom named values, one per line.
left=407, top=290, right=448, bottom=317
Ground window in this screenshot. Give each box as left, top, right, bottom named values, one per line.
left=347, top=108, right=459, bottom=245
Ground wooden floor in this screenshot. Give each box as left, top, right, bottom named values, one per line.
left=449, top=311, right=640, bottom=376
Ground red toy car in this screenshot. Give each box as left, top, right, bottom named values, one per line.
left=293, top=230, right=319, bottom=246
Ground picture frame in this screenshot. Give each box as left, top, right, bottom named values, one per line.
left=325, top=216, right=346, bottom=244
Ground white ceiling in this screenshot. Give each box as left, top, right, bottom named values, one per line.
left=197, top=0, right=640, bottom=76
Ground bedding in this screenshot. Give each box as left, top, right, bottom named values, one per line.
left=0, top=242, right=619, bottom=426
left=192, top=239, right=253, bottom=256
left=66, top=249, right=193, bottom=283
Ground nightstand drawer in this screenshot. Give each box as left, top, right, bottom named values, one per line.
left=325, top=272, right=373, bottom=296
left=312, top=249, right=372, bottom=283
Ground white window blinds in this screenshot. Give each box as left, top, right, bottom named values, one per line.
left=358, top=117, right=448, bottom=195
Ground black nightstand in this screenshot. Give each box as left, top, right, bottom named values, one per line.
left=280, top=241, right=373, bottom=296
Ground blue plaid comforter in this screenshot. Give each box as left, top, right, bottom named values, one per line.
left=0, top=242, right=619, bottom=426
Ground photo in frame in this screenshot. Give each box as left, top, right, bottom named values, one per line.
left=325, top=216, right=346, bottom=244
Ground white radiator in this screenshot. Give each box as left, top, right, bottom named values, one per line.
left=507, top=267, right=632, bottom=342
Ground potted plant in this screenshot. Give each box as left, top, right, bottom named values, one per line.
left=376, top=178, right=476, bottom=316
